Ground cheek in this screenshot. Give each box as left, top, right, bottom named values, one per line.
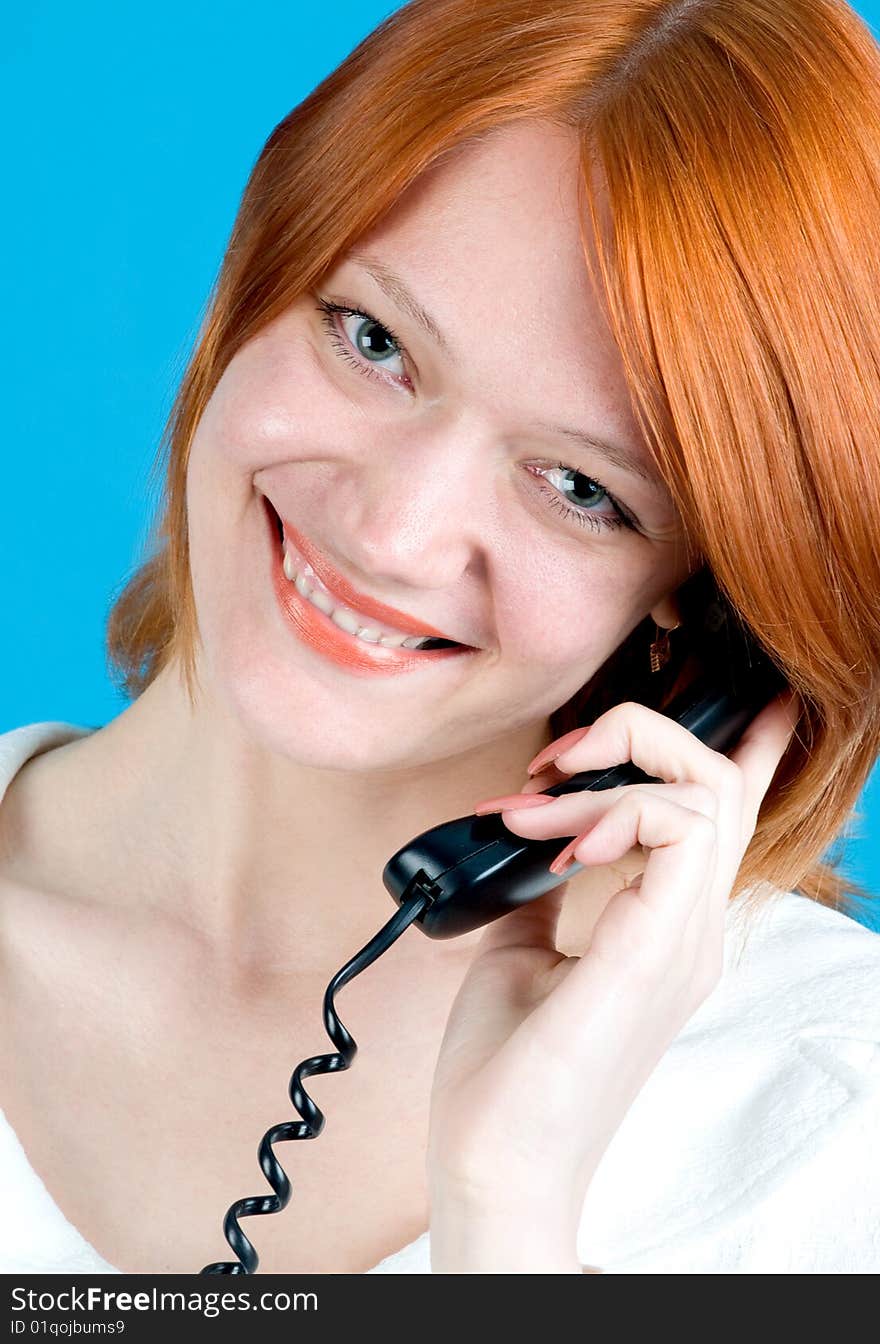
left=191, top=331, right=328, bottom=478
left=493, top=546, right=637, bottom=665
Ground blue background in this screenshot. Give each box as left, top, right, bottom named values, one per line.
left=2, top=2, right=878, bottom=929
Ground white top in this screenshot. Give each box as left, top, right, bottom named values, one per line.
left=1, top=720, right=879, bottom=1275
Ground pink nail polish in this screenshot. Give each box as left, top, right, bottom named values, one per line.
left=473, top=794, right=555, bottom=815
left=548, top=837, right=580, bottom=875
left=548, top=826, right=593, bottom=875
left=527, top=726, right=591, bottom=777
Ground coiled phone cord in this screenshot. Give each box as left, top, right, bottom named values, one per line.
left=199, top=871, right=440, bottom=1274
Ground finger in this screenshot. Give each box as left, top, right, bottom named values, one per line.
left=554, top=790, right=720, bottom=928
left=485, top=779, right=720, bottom=842
left=520, top=794, right=721, bottom=1051
left=726, top=688, right=801, bottom=838
left=546, top=701, right=741, bottom=800
left=529, top=699, right=743, bottom=886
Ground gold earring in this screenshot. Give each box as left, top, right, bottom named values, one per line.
left=649, top=620, right=681, bottom=673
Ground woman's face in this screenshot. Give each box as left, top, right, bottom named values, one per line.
left=185, top=119, right=693, bottom=772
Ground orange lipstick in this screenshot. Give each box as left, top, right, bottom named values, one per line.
left=264, top=497, right=477, bottom=677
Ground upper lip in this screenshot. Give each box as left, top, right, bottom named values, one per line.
left=265, top=497, right=475, bottom=645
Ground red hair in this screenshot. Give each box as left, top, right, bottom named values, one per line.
left=106, top=0, right=880, bottom=921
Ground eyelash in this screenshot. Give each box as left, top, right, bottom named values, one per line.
left=314, top=297, right=638, bottom=537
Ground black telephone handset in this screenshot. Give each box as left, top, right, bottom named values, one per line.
left=383, top=590, right=788, bottom=938
left=200, top=580, right=789, bottom=1274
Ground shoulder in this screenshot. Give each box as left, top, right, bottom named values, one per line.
left=0, top=720, right=98, bottom=860
left=720, top=886, right=880, bottom=1038
left=0, top=719, right=99, bottom=1021
left=0, top=720, right=97, bottom=879
left=577, top=888, right=880, bottom=1271
left=0, top=721, right=96, bottom=786
left=699, top=888, right=880, bottom=1114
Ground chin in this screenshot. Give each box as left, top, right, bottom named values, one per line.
left=210, top=653, right=444, bottom=774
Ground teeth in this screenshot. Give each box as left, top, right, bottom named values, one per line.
left=309, top=588, right=336, bottom=616
left=281, top=538, right=443, bottom=649
left=328, top=606, right=362, bottom=636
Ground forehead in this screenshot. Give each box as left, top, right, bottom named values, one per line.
left=352, top=120, right=596, bottom=326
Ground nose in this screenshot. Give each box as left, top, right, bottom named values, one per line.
left=330, top=416, right=496, bottom=591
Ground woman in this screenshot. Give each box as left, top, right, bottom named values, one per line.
left=1, top=0, right=879, bottom=1275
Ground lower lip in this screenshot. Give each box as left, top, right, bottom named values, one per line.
left=264, top=499, right=477, bottom=677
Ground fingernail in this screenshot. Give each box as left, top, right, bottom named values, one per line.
left=473, top=793, right=555, bottom=815
left=527, top=726, right=591, bottom=777
left=548, top=832, right=585, bottom=876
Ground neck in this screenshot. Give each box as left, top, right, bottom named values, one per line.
left=6, top=659, right=554, bottom=983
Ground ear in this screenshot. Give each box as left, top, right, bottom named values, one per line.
left=649, top=588, right=684, bottom=631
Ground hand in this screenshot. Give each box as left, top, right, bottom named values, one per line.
left=426, top=688, right=800, bottom=1273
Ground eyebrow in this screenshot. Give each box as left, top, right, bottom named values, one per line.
left=346, top=250, right=664, bottom=489
left=348, top=251, right=454, bottom=359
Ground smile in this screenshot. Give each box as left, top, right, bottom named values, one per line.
left=262, top=495, right=479, bottom=676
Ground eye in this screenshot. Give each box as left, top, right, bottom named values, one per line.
left=527, top=462, right=639, bottom=536
left=315, top=295, right=639, bottom=539
left=315, top=298, right=410, bottom=386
